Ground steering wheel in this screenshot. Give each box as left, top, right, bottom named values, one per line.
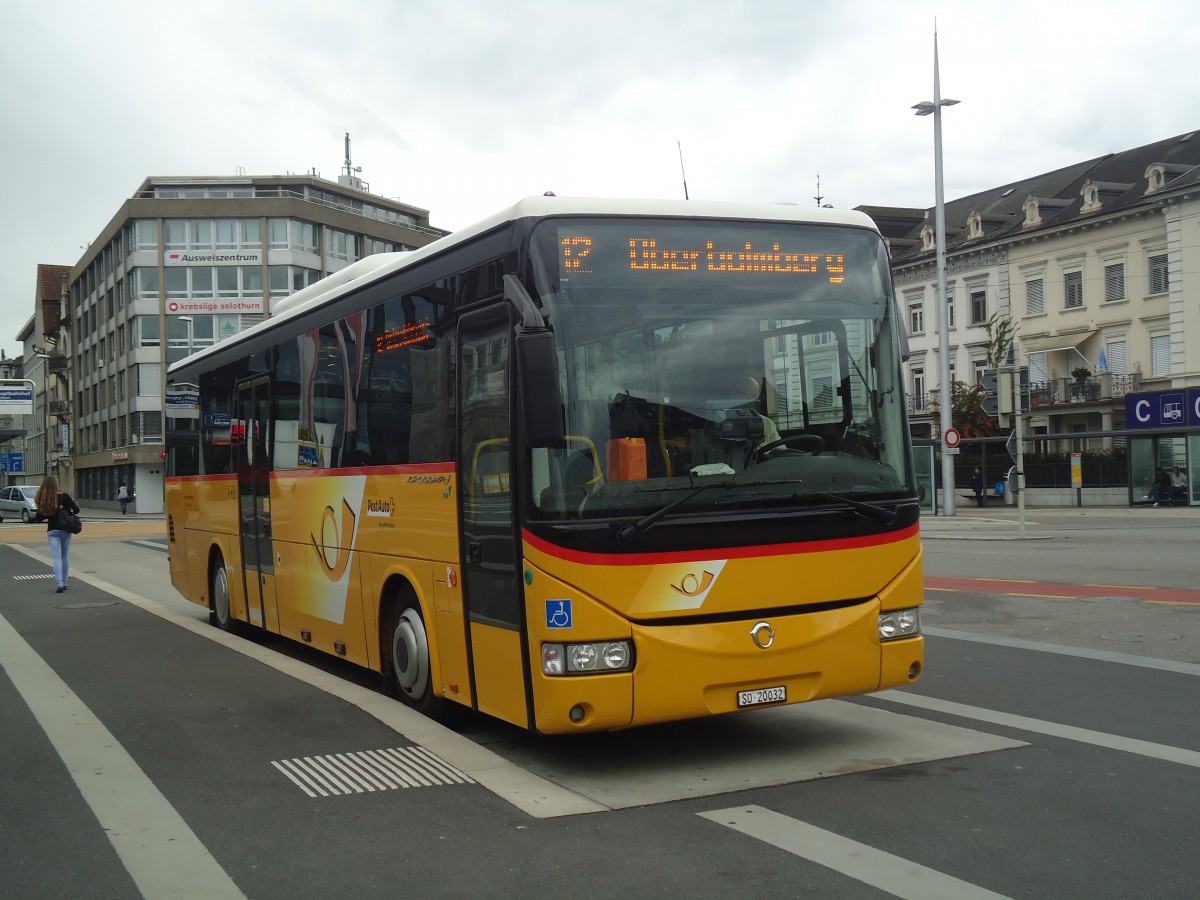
left=756, top=433, right=824, bottom=459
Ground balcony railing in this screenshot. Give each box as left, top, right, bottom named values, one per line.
left=1028, top=373, right=1139, bottom=409
left=906, top=373, right=1140, bottom=417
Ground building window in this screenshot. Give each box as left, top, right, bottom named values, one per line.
left=1150, top=334, right=1171, bottom=376
left=190, top=220, right=213, bottom=249
left=137, top=364, right=162, bottom=397
left=137, top=267, right=159, bottom=298
left=135, top=219, right=158, bottom=251
left=136, top=316, right=160, bottom=347
left=1105, top=340, right=1127, bottom=375
left=165, top=267, right=187, bottom=299
left=972, top=358, right=988, bottom=385
left=946, top=294, right=955, bottom=328
left=912, top=367, right=925, bottom=409
left=164, top=219, right=187, bottom=250
left=1026, top=278, right=1044, bottom=315
left=1149, top=254, right=1169, bottom=294
left=1104, top=263, right=1124, bottom=301
left=1028, top=350, right=1046, bottom=383
left=970, top=289, right=987, bottom=324
left=909, top=301, right=924, bottom=334
left=1064, top=271, right=1084, bottom=308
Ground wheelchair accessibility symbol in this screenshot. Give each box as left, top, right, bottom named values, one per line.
left=546, top=599, right=573, bottom=629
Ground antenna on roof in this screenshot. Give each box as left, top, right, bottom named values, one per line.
left=814, top=174, right=825, bottom=207
left=677, top=141, right=690, bottom=200
left=339, top=132, right=367, bottom=192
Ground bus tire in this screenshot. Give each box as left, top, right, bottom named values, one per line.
left=389, top=603, right=442, bottom=716
left=210, top=553, right=235, bottom=632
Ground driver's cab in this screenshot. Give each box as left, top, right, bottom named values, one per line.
left=530, top=315, right=885, bottom=518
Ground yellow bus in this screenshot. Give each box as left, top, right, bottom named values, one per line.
left=165, top=197, right=923, bottom=733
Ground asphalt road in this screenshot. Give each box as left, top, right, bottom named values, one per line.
left=1, top=508, right=1197, bottom=898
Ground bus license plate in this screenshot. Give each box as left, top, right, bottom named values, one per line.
left=737, top=686, right=786, bottom=708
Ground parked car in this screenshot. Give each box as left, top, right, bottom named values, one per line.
left=0, top=485, right=40, bottom=523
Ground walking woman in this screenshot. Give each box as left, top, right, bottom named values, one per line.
left=34, top=475, right=79, bottom=593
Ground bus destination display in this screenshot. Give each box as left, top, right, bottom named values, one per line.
left=561, top=235, right=846, bottom=283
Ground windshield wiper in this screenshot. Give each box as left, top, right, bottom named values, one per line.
left=615, top=478, right=800, bottom=542
left=616, top=481, right=732, bottom=543
left=811, top=491, right=897, bottom=524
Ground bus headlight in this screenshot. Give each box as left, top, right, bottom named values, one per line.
left=879, top=608, right=921, bottom=641
left=542, top=640, right=634, bottom=675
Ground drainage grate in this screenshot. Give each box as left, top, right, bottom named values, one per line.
left=271, top=746, right=476, bottom=798
left=13, top=574, right=55, bottom=581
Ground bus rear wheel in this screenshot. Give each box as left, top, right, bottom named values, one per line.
left=210, top=555, right=235, bottom=632
left=389, top=605, right=441, bottom=716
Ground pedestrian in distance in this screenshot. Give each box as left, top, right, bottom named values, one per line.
left=1168, top=466, right=1188, bottom=506
left=1152, top=466, right=1171, bottom=508
left=33, top=475, right=79, bottom=593
left=117, top=481, right=129, bottom=515
left=970, top=466, right=985, bottom=508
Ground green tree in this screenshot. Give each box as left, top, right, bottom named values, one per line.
left=985, top=313, right=1017, bottom=368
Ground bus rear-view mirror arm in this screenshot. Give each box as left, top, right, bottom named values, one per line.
left=505, top=275, right=566, bottom=448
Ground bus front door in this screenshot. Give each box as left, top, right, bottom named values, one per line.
left=458, top=307, right=530, bottom=729
left=236, top=377, right=279, bottom=632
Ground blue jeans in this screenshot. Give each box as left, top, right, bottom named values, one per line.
left=48, top=529, right=72, bottom=587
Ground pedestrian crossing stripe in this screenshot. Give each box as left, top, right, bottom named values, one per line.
left=271, top=746, right=476, bottom=798
left=13, top=573, right=54, bottom=581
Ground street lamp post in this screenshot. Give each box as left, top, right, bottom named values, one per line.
left=31, top=352, right=51, bottom=478
left=913, top=31, right=960, bottom=516
left=178, top=315, right=195, bottom=358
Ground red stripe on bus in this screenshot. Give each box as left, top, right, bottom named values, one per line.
left=278, top=462, right=455, bottom=479
left=166, top=463, right=454, bottom=484
left=522, top=522, right=919, bottom=566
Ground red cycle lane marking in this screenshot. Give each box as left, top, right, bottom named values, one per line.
left=925, top=576, right=1200, bottom=605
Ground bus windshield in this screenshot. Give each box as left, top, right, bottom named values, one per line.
left=526, top=216, right=913, bottom=521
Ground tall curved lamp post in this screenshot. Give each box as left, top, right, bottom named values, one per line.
left=913, top=33, right=959, bottom=515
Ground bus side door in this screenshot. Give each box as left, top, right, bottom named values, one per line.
left=458, top=306, right=530, bottom=728
left=236, top=376, right=279, bottom=632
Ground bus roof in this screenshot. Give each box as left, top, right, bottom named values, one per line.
left=167, top=196, right=880, bottom=378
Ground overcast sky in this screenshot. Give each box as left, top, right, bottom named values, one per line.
left=3, top=0, right=1197, bottom=359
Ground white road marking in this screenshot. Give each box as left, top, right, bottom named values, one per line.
left=874, top=691, right=1200, bottom=769
left=0, top=611, right=246, bottom=899
left=11, top=542, right=605, bottom=819
left=925, top=627, right=1200, bottom=676
left=699, top=805, right=1012, bottom=900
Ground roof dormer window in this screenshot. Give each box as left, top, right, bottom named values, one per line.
left=920, top=223, right=935, bottom=252
left=967, top=211, right=983, bottom=239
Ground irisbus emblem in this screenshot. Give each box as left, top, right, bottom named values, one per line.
left=750, top=622, right=775, bottom=650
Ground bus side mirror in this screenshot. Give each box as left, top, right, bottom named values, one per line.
left=515, top=326, right=565, bottom=448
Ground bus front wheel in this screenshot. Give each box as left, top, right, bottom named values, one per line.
left=389, top=605, right=441, bottom=716
left=210, top=555, right=235, bottom=632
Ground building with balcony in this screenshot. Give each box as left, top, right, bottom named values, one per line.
left=864, top=129, right=1200, bottom=502
left=57, top=173, right=447, bottom=513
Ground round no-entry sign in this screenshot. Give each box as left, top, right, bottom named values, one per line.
left=943, top=427, right=961, bottom=448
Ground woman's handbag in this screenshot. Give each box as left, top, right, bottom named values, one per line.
left=54, top=507, right=83, bottom=534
